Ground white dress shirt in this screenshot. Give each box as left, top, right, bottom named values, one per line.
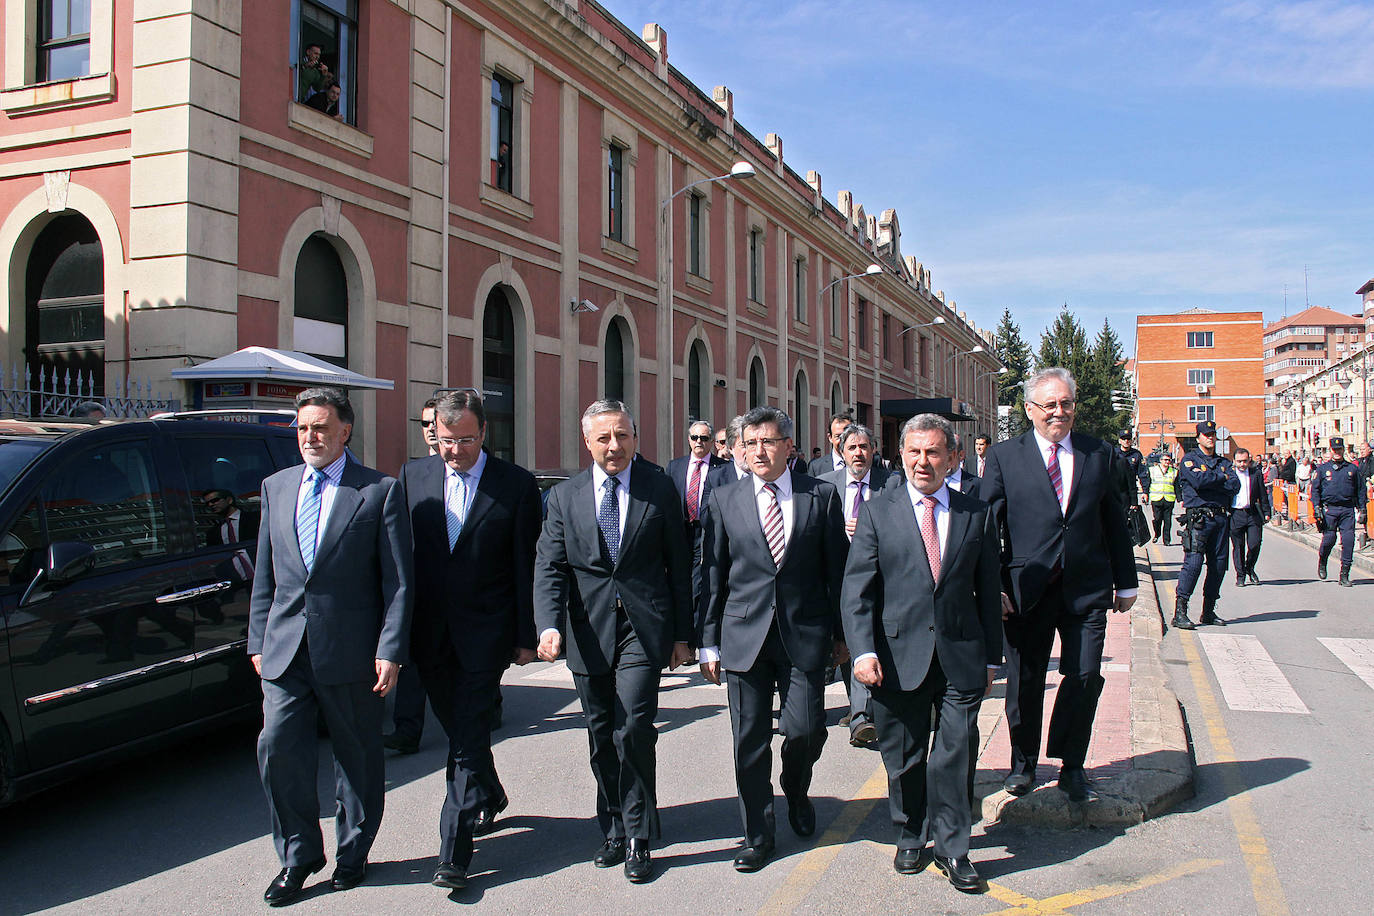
left=446, top=448, right=486, bottom=520
left=830, top=451, right=845, bottom=473
left=946, top=467, right=966, bottom=493
left=296, top=453, right=347, bottom=558
left=1032, top=429, right=1074, bottom=514
left=1232, top=466, right=1252, bottom=509
left=841, top=468, right=874, bottom=520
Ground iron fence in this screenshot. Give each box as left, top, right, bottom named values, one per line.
left=0, top=363, right=180, bottom=420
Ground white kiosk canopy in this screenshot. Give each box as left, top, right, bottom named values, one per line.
left=172, top=347, right=394, bottom=390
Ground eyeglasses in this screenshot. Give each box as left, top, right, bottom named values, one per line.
left=1027, top=398, right=1075, bottom=412
left=418, top=420, right=435, bottom=428
left=689, top=434, right=712, bottom=442
left=437, top=436, right=479, bottom=448
left=742, top=437, right=786, bottom=451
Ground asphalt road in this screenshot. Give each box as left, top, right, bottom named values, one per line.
left=2, top=528, right=1368, bottom=915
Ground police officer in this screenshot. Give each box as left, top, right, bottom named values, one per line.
left=1115, top=429, right=1146, bottom=508
left=1174, top=420, right=1239, bottom=630
left=1313, top=437, right=1366, bottom=587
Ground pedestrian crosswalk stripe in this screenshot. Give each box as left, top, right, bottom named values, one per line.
left=1197, top=633, right=1309, bottom=714
left=1317, top=638, right=1374, bottom=692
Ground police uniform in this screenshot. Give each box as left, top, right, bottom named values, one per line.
left=1174, top=420, right=1240, bottom=629
left=1115, top=433, right=1146, bottom=506
left=1313, top=437, right=1365, bottom=587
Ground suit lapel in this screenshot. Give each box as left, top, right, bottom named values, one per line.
left=779, top=472, right=811, bottom=569
left=454, top=458, right=498, bottom=552
left=281, top=470, right=309, bottom=572
left=896, top=486, right=936, bottom=590
left=1065, top=432, right=1088, bottom=515
left=937, top=493, right=973, bottom=585
left=1024, top=432, right=1062, bottom=512
left=616, top=468, right=651, bottom=564
left=732, top=476, right=775, bottom=564
left=310, top=460, right=364, bottom=575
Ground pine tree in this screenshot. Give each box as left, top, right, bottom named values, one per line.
left=993, top=309, right=1032, bottom=438
left=1080, top=318, right=1131, bottom=440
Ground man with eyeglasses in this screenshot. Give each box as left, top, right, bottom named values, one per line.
left=714, top=429, right=731, bottom=460
left=397, top=389, right=542, bottom=891
left=706, top=415, right=753, bottom=491
left=668, top=421, right=726, bottom=611
left=699, top=406, right=848, bottom=873
left=980, top=368, right=1137, bottom=804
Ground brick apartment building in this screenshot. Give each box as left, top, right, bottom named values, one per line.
left=0, top=0, right=999, bottom=473
left=1135, top=309, right=1264, bottom=456
left=1262, top=305, right=1368, bottom=450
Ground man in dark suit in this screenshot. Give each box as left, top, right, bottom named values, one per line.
left=964, top=433, right=991, bottom=479
left=668, top=422, right=725, bottom=569
left=248, top=387, right=412, bottom=905
left=945, top=433, right=980, bottom=499
left=981, top=368, right=1137, bottom=803
left=699, top=406, right=848, bottom=873
left=1229, top=447, right=1271, bottom=587
left=808, top=411, right=853, bottom=477
left=535, top=399, right=694, bottom=883
left=842, top=413, right=1001, bottom=893
left=204, top=488, right=261, bottom=545
left=823, top=422, right=892, bottom=747
left=398, top=390, right=541, bottom=891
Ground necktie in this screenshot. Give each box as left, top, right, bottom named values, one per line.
left=225, top=519, right=236, bottom=543
left=850, top=480, right=865, bottom=519
left=978, top=457, right=985, bottom=477
left=447, top=471, right=468, bottom=550
left=686, top=459, right=703, bottom=521
left=762, top=482, right=785, bottom=567
left=298, top=470, right=325, bottom=571
left=1047, top=442, right=1064, bottom=509
left=598, top=476, right=621, bottom=565
left=919, top=494, right=941, bottom=584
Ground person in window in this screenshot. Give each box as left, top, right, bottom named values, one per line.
left=306, top=79, right=342, bottom=119
left=204, top=488, right=260, bottom=547
left=299, top=42, right=330, bottom=102
left=495, top=141, right=511, bottom=190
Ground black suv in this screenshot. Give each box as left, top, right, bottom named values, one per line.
left=0, top=415, right=301, bottom=804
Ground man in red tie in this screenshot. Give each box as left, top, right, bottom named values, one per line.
left=667, top=421, right=726, bottom=610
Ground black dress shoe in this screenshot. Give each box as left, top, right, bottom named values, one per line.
left=1057, top=767, right=1099, bottom=803
left=331, top=861, right=366, bottom=891
left=786, top=794, right=816, bottom=837
left=472, top=793, right=510, bottom=837
left=893, top=846, right=931, bottom=874
left=624, top=839, right=652, bottom=883
left=1247, top=571, right=1260, bottom=585
left=733, top=841, right=775, bottom=873
left=383, top=733, right=419, bottom=755
left=850, top=721, right=877, bottom=747
left=432, top=862, right=467, bottom=889
left=1002, top=773, right=1034, bottom=796
left=593, top=838, right=627, bottom=868
left=1235, top=577, right=1246, bottom=587
left=932, top=854, right=984, bottom=893
left=264, top=857, right=325, bottom=906
left=1318, top=561, right=1328, bottom=580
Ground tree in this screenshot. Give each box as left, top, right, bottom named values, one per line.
left=1035, top=304, right=1092, bottom=380
left=993, top=309, right=1032, bottom=439
left=1034, top=305, right=1124, bottom=442
left=1083, top=318, right=1132, bottom=441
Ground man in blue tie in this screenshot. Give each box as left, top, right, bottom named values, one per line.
left=249, top=388, right=412, bottom=906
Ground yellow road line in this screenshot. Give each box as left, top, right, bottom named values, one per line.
left=981, top=857, right=1224, bottom=915
left=756, top=763, right=888, bottom=916
left=1151, top=544, right=1292, bottom=916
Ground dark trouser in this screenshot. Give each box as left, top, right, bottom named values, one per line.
left=1230, top=507, right=1264, bottom=577
left=1151, top=500, right=1175, bottom=543
left=571, top=622, right=662, bottom=841
left=843, top=660, right=873, bottom=729
left=1003, top=584, right=1107, bottom=776
left=416, top=645, right=505, bottom=868
left=258, top=640, right=386, bottom=869
left=1319, top=506, right=1357, bottom=569
left=870, top=654, right=982, bottom=858
left=390, top=662, right=427, bottom=743
left=725, top=623, right=827, bottom=848
left=1177, top=512, right=1230, bottom=601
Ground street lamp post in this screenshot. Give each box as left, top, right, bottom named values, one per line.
left=896, top=315, right=946, bottom=397
left=818, top=264, right=883, bottom=413
left=1146, top=409, right=1176, bottom=455
left=658, top=160, right=754, bottom=447
left=974, top=364, right=1008, bottom=433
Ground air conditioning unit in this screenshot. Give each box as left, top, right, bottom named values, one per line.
left=1194, top=384, right=1209, bottom=395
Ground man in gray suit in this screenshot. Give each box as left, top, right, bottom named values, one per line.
left=822, top=422, right=892, bottom=747
left=808, top=410, right=854, bottom=477
left=249, top=387, right=412, bottom=906
left=535, top=399, right=694, bottom=884
left=945, top=433, right=980, bottom=499
left=841, top=413, right=1001, bottom=894
left=700, top=406, right=848, bottom=873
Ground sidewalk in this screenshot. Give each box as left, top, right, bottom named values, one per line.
left=971, top=547, right=1195, bottom=827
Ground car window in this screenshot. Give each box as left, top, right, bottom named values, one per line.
left=174, top=436, right=277, bottom=548
left=42, top=440, right=171, bottom=570
left=0, top=439, right=54, bottom=495
left=0, top=499, right=42, bottom=589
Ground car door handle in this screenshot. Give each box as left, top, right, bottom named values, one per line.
left=156, top=581, right=233, bottom=604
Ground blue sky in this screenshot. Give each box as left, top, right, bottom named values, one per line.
left=602, top=0, right=1374, bottom=355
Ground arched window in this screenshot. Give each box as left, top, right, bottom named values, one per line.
left=748, top=357, right=765, bottom=409
left=687, top=340, right=707, bottom=424
left=293, top=233, right=348, bottom=367
left=605, top=317, right=632, bottom=403
left=831, top=380, right=843, bottom=418
left=794, top=370, right=809, bottom=451
left=482, top=288, right=518, bottom=462
left=26, top=214, right=104, bottom=394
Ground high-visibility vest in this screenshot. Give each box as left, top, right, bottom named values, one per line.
left=1148, top=465, right=1178, bottom=502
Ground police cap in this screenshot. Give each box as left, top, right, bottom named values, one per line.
left=1330, top=436, right=1345, bottom=449
left=1195, top=420, right=1218, bottom=436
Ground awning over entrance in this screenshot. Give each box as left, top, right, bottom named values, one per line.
left=172, top=347, right=394, bottom=390
left=878, top=397, right=975, bottom=423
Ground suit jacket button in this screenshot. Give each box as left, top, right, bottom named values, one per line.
left=929, top=626, right=935, bottom=632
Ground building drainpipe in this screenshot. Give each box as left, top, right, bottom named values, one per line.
left=439, top=6, right=452, bottom=387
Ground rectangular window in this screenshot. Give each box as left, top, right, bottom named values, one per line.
left=688, top=193, right=702, bottom=276
left=920, top=335, right=930, bottom=378
left=298, top=0, right=359, bottom=124
left=749, top=229, right=763, bottom=303
left=1186, top=368, right=1215, bottom=386
left=1187, top=331, right=1214, bottom=348
left=794, top=258, right=807, bottom=323
left=1188, top=405, right=1215, bottom=422
left=38, top=0, right=90, bottom=82
left=856, top=298, right=868, bottom=350
left=881, top=313, right=891, bottom=360
left=490, top=75, right=515, bottom=192
left=607, top=145, right=624, bottom=242
left=830, top=281, right=840, bottom=336
left=902, top=325, right=912, bottom=369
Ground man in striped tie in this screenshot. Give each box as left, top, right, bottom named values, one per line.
left=249, top=387, right=412, bottom=905
left=699, top=406, right=849, bottom=873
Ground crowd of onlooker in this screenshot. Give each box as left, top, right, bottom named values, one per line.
left=298, top=42, right=343, bottom=120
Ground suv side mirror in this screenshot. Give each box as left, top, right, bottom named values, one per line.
left=47, top=541, right=96, bottom=584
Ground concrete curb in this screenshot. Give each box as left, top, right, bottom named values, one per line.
left=1266, top=521, right=1374, bottom=575
left=979, top=548, right=1195, bottom=827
